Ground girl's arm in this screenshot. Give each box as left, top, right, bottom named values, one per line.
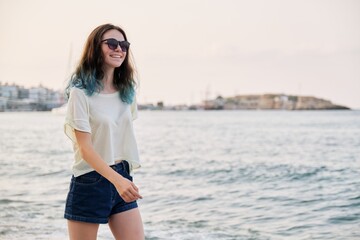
left=74, top=129, right=143, bottom=202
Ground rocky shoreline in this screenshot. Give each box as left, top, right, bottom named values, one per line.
left=202, top=94, right=350, bottom=110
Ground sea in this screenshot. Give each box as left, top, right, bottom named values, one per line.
left=0, top=110, right=359, bottom=240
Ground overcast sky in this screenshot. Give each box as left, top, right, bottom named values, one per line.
left=0, top=0, right=359, bottom=108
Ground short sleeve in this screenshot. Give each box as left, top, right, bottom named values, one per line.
left=64, top=88, right=91, bottom=143
left=131, top=96, right=138, bottom=121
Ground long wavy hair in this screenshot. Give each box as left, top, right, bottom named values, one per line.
left=65, top=23, right=137, bottom=104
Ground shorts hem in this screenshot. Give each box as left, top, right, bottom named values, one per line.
left=110, top=202, right=138, bottom=216
left=64, top=213, right=108, bottom=224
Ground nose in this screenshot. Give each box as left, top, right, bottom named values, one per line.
left=115, top=45, right=127, bottom=53
left=114, top=44, right=121, bottom=51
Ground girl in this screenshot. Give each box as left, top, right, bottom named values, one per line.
left=64, top=23, right=144, bottom=240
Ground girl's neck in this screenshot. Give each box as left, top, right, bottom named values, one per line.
left=101, top=68, right=117, bottom=93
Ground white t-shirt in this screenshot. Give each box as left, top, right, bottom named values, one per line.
left=64, top=87, right=140, bottom=177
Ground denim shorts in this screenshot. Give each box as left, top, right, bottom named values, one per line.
left=64, top=161, right=138, bottom=224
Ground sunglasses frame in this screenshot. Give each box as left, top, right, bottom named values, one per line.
left=101, top=38, right=130, bottom=52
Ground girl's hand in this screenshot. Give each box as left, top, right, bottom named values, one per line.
left=114, top=175, right=143, bottom=203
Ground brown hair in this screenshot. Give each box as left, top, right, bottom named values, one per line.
left=67, top=23, right=137, bottom=103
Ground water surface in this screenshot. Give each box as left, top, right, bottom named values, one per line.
left=0, top=110, right=359, bottom=239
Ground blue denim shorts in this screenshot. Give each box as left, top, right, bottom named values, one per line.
left=64, top=161, right=138, bottom=224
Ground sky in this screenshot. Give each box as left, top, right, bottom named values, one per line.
left=0, top=0, right=359, bottom=108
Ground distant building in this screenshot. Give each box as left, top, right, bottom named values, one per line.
left=0, top=83, right=18, bottom=99
left=157, top=101, right=164, bottom=110
left=0, top=82, right=65, bottom=111
left=0, top=97, right=7, bottom=112
left=203, top=95, right=225, bottom=110
left=18, top=87, right=30, bottom=99
left=29, top=86, right=47, bottom=102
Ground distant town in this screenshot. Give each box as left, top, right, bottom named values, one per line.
left=0, top=83, right=65, bottom=112
left=0, top=82, right=350, bottom=112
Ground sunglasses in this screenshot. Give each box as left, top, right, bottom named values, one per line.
left=101, top=38, right=130, bottom=52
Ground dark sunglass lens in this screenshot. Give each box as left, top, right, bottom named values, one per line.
left=106, top=39, right=118, bottom=50
left=119, top=41, right=130, bottom=52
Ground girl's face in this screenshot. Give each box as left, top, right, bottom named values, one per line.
left=101, top=29, right=127, bottom=70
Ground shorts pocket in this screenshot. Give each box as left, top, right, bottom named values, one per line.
left=74, top=171, right=103, bottom=185
left=120, top=162, right=133, bottom=181
left=123, top=161, right=130, bottom=176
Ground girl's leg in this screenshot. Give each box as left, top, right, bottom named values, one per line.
left=67, top=220, right=99, bottom=240
left=108, top=208, right=144, bottom=240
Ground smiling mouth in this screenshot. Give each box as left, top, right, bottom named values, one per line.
left=110, top=55, right=122, bottom=59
